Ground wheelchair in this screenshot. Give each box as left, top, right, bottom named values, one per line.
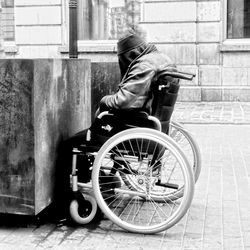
left=68, top=70, right=201, bottom=234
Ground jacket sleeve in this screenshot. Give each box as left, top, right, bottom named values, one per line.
left=100, top=62, right=155, bottom=110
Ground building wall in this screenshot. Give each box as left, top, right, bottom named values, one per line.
left=1, top=0, right=68, bottom=58
left=0, top=0, right=250, bottom=101
left=141, top=0, right=250, bottom=101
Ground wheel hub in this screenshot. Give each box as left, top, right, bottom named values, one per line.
left=137, top=177, right=144, bottom=185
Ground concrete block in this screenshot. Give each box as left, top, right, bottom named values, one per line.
left=198, top=1, right=221, bottom=21
left=176, top=44, right=196, bottom=65
left=222, top=87, right=250, bottom=101
left=0, top=60, right=34, bottom=215
left=141, top=23, right=196, bottom=43
left=15, top=0, right=61, bottom=5
left=220, top=41, right=250, bottom=52
left=17, top=45, right=60, bottom=58
left=198, top=22, right=220, bottom=42
left=157, top=44, right=196, bottom=65
left=91, top=62, right=120, bottom=120
left=199, top=66, right=221, bottom=86
left=78, top=53, right=118, bottom=63
left=15, top=6, right=61, bottom=25
left=156, top=44, right=177, bottom=64
left=198, top=44, right=220, bottom=65
left=201, top=87, right=222, bottom=101
left=178, top=86, right=201, bottom=101
left=16, top=26, right=62, bottom=45
left=248, top=69, right=250, bottom=85
left=0, top=59, right=91, bottom=215
left=222, top=68, right=248, bottom=86
left=223, top=52, right=250, bottom=67
left=144, top=1, right=196, bottom=22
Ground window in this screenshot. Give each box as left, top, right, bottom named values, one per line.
left=227, top=0, right=250, bottom=39
left=77, top=0, right=142, bottom=40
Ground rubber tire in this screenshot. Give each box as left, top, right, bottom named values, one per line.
left=92, top=128, right=194, bottom=234
left=121, top=121, right=201, bottom=198
left=69, top=193, right=97, bottom=225
left=170, top=121, right=201, bottom=182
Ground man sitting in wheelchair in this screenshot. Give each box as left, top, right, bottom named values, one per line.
left=54, top=28, right=188, bottom=225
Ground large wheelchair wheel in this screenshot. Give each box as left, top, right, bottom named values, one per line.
left=92, top=128, right=194, bottom=234
left=169, top=121, right=201, bottom=182
left=119, top=121, right=201, bottom=201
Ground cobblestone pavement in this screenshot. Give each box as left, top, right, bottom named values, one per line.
left=1, top=102, right=250, bottom=250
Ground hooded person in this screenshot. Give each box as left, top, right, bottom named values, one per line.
left=54, top=30, right=179, bottom=223
left=97, top=29, right=178, bottom=115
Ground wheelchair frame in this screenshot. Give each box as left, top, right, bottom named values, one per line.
left=67, top=70, right=201, bottom=234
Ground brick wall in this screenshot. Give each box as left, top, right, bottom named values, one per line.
left=141, top=0, right=250, bottom=101
left=1, top=0, right=15, bottom=41
left=13, top=0, right=65, bottom=57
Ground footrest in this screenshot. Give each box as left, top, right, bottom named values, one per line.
left=155, top=180, right=179, bottom=190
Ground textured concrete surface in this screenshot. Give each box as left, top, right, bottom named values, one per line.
left=91, top=62, right=120, bottom=120
left=0, top=59, right=91, bottom=215
left=0, top=60, right=36, bottom=215
left=0, top=102, right=250, bottom=249
left=33, top=59, right=91, bottom=214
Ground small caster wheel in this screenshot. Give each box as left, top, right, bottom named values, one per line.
left=69, top=192, right=97, bottom=225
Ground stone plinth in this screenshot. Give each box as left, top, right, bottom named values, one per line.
left=0, top=59, right=91, bottom=215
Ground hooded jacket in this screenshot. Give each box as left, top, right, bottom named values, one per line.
left=100, top=33, right=177, bottom=114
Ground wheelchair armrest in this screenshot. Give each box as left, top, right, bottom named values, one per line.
left=99, top=109, right=149, bottom=120
left=97, top=110, right=111, bottom=119
left=97, top=109, right=161, bottom=131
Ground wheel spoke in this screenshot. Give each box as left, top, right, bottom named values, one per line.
left=92, top=128, right=194, bottom=234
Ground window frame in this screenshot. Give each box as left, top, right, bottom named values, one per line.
left=75, top=0, right=145, bottom=53
left=221, top=0, right=250, bottom=52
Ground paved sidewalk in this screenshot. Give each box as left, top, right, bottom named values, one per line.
left=172, top=102, right=250, bottom=124
left=0, top=102, right=250, bottom=250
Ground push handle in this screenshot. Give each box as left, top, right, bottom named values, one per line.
left=163, top=71, right=196, bottom=81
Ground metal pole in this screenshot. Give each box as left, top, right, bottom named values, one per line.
left=69, top=0, right=78, bottom=58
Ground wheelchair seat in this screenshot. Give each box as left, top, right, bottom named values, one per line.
left=88, top=108, right=158, bottom=147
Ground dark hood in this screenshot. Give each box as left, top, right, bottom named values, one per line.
left=117, top=34, right=157, bottom=79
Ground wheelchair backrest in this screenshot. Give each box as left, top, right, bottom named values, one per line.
left=151, top=70, right=195, bottom=133
left=151, top=78, right=180, bottom=133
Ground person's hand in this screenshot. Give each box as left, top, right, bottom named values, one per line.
left=94, top=98, right=109, bottom=118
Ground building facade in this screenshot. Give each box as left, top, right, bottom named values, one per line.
left=0, top=0, right=250, bottom=101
